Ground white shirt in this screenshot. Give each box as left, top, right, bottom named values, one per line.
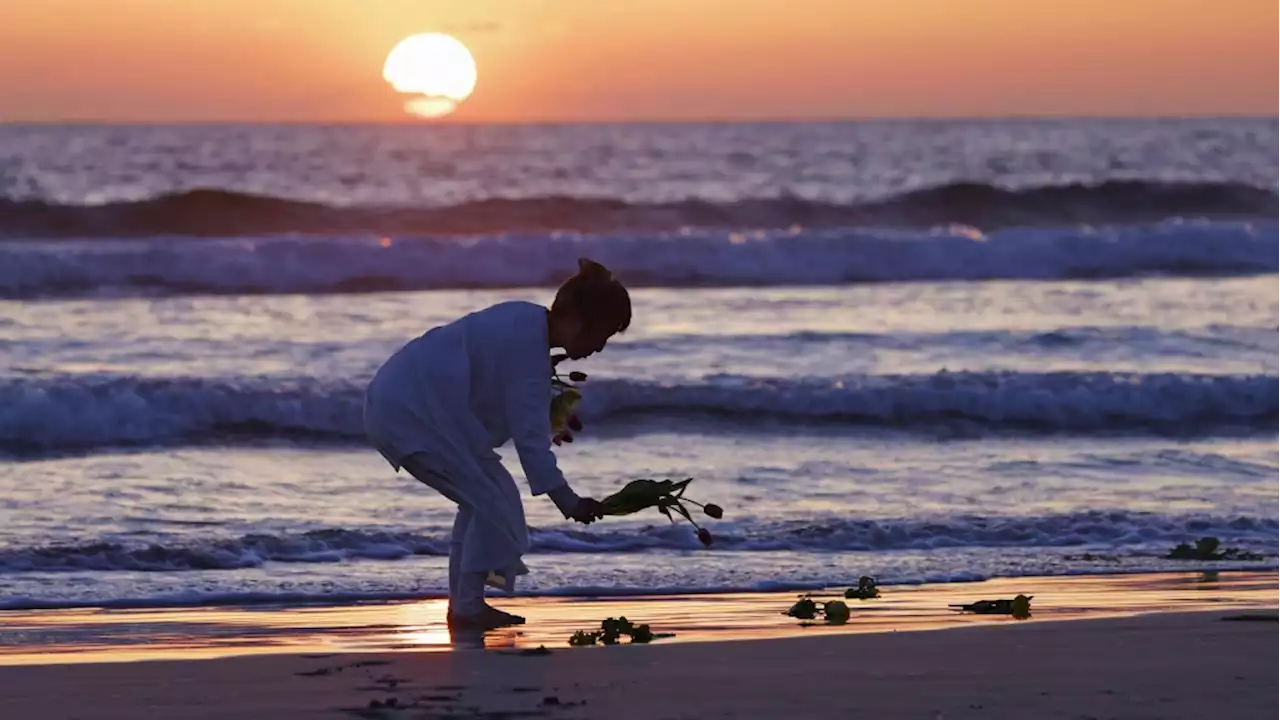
left=363, top=300, right=567, bottom=496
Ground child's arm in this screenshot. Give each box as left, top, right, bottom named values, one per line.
left=502, top=354, right=600, bottom=524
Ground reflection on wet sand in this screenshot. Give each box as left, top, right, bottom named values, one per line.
left=0, top=571, right=1274, bottom=665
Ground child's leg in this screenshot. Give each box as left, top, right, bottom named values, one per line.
left=399, top=452, right=527, bottom=627
left=400, top=453, right=469, bottom=606
left=449, top=505, right=487, bottom=616
left=448, top=508, right=463, bottom=601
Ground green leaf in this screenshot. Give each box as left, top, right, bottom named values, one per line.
left=568, top=630, right=599, bottom=646
left=630, top=624, right=654, bottom=643
left=1012, top=595, right=1032, bottom=619
left=785, top=597, right=818, bottom=620
left=845, top=575, right=880, bottom=600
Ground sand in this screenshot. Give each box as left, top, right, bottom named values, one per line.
left=0, top=610, right=1275, bottom=719
left=0, top=572, right=1275, bottom=719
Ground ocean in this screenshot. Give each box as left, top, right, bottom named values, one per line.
left=0, top=119, right=1276, bottom=610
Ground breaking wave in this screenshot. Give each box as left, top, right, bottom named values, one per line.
left=2, top=371, right=1273, bottom=455
left=1, top=180, right=1274, bottom=238
left=1, top=219, right=1274, bottom=299
left=1, top=512, right=1272, bottom=574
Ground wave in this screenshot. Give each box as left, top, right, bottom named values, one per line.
left=1, top=219, right=1275, bottom=299
left=1, top=512, right=1273, bottom=575
left=7, top=562, right=1280, bottom=611
left=621, top=325, right=1279, bottom=357
left=2, top=371, right=1274, bottom=455
left=1, top=180, right=1274, bottom=239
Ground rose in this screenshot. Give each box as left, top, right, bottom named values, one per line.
left=845, top=575, right=879, bottom=600
left=597, top=478, right=723, bottom=548
left=784, top=597, right=818, bottom=620
left=823, top=600, right=850, bottom=624
left=550, top=361, right=588, bottom=443
left=784, top=596, right=855, bottom=624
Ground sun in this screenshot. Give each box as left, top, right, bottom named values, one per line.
left=383, top=33, right=477, bottom=119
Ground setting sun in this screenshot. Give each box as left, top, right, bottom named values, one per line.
left=382, top=33, right=477, bottom=119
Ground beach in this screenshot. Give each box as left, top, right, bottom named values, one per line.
left=1, top=120, right=1276, bottom=717
left=0, top=572, right=1276, bottom=719
left=2, top=0, right=1277, bottom=714
left=0, top=571, right=1276, bottom=718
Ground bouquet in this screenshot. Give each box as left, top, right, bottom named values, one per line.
left=549, top=353, right=584, bottom=446
left=599, top=477, right=723, bottom=547
left=549, top=357, right=723, bottom=547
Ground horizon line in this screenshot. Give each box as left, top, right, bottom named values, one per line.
left=2, top=113, right=1277, bottom=127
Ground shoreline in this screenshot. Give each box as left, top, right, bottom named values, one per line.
left=0, top=608, right=1273, bottom=720
left=1, top=570, right=1274, bottom=667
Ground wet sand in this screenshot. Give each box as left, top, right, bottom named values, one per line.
left=0, top=571, right=1275, bottom=718
left=1, top=570, right=1273, bottom=665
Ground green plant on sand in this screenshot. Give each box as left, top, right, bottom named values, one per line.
left=784, top=577, right=880, bottom=624
left=1166, top=536, right=1265, bottom=562
left=948, top=594, right=1033, bottom=619
left=568, top=617, right=659, bottom=646
left=845, top=576, right=880, bottom=600
left=784, top=597, right=852, bottom=625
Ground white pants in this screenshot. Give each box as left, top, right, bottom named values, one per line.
left=400, top=452, right=527, bottom=615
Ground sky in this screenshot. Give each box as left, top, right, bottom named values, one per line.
left=1, top=0, right=1276, bottom=122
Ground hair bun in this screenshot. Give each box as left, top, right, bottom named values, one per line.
left=577, top=257, right=613, bottom=281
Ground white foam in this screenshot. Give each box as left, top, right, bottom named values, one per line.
left=1, top=512, right=1272, bottom=574
left=0, top=220, right=1273, bottom=298
left=1, top=371, right=1273, bottom=453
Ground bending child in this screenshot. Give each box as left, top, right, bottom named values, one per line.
left=363, top=258, right=631, bottom=629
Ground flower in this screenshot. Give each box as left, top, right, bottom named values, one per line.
left=785, top=597, right=817, bottom=620
left=550, top=363, right=585, bottom=442
left=845, top=575, right=880, bottom=600
left=550, top=390, right=581, bottom=434
left=568, top=630, right=598, bottom=646
left=568, top=617, right=656, bottom=647
left=629, top=623, right=654, bottom=643
left=597, top=478, right=723, bottom=550
left=823, top=600, right=850, bottom=624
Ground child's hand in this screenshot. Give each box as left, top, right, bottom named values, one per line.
left=568, top=497, right=604, bottom=525
left=548, top=486, right=603, bottom=524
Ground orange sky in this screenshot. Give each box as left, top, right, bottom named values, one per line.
left=1, top=0, right=1275, bottom=122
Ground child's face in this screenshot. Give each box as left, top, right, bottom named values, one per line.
left=563, top=321, right=615, bottom=360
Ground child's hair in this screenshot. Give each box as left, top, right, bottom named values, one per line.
left=552, top=258, right=631, bottom=335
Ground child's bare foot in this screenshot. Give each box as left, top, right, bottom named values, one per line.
left=447, top=604, right=526, bottom=629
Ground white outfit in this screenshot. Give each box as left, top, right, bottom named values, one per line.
left=363, top=301, right=570, bottom=612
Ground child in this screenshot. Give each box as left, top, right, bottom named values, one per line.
left=363, top=258, right=631, bottom=629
